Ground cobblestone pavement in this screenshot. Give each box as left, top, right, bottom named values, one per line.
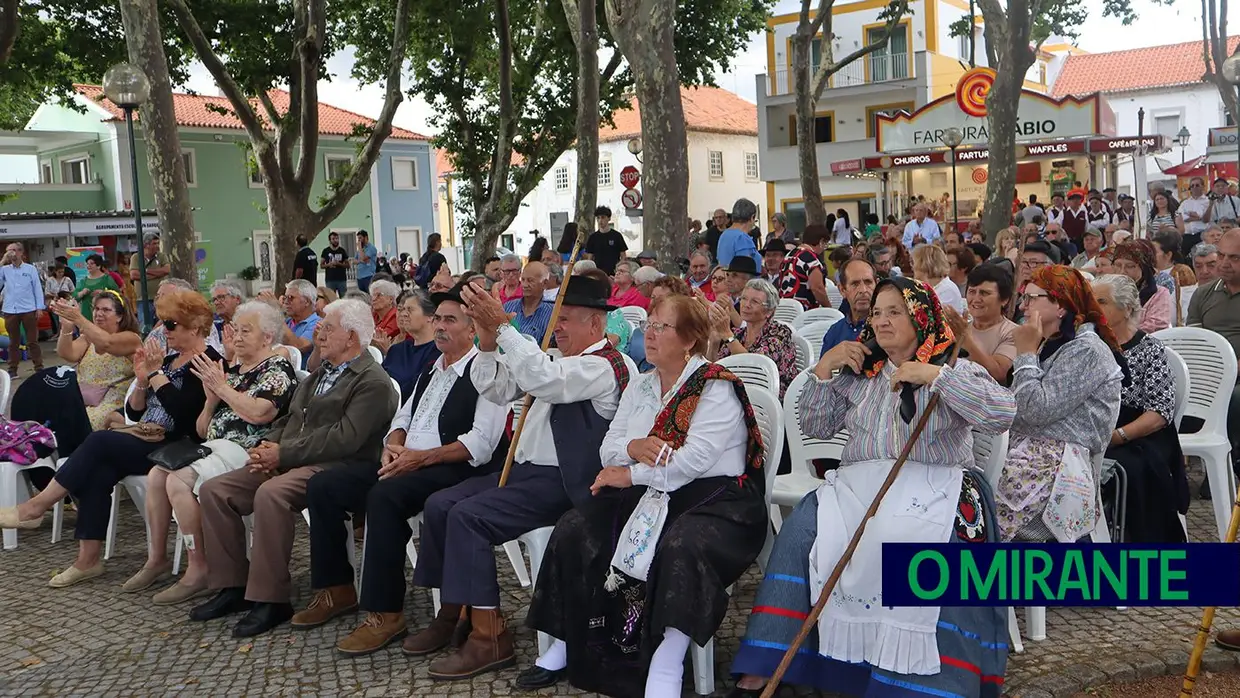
left=1, top=348, right=1237, bottom=698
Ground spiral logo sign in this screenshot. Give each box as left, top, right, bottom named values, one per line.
left=971, top=168, right=988, bottom=184
left=956, top=68, right=996, bottom=118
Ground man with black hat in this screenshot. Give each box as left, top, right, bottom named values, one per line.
left=288, top=282, right=509, bottom=655
left=713, top=255, right=760, bottom=328
left=1085, top=191, right=1113, bottom=228
left=405, top=274, right=637, bottom=681
left=635, top=249, right=659, bottom=268
left=761, top=239, right=787, bottom=285
left=1061, top=191, right=1089, bottom=247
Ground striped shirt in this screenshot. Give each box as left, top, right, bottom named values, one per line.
left=504, top=297, right=555, bottom=341
left=800, top=359, right=1015, bottom=467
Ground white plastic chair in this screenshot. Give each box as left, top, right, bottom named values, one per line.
left=773, top=299, right=804, bottom=326
left=797, top=320, right=837, bottom=362
left=825, top=279, right=843, bottom=309
left=798, top=307, right=844, bottom=328
left=972, top=430, right=1009, bottom=488
left=791, top=333, right=812, bottom=374
left=367, top=345, right=383, bottom=363
left=619, top=305, right=648, bottom=330
left=772, top=371, right=845, bottom=530
left=278, top=344, right=304, bottom=370
left=1, top=456, right=65, bottom=550
left=295, top=369, right=310, bottom=382
left=717, top=354, right=780, bottom=398
left=1154, top=327, right=1238, bottom=540
left=689, top=386, right=784, bottom=696
left=105, top=475, right=152, bottom=560
left=1164, top=347, right=1191, bottom=430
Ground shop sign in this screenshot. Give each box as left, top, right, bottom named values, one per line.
left=0, top=219, right=71, bottom=237
left=837, top=134, right=1165, bottom=172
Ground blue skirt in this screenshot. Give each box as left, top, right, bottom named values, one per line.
left=731, top=470, right=1008, bottom=697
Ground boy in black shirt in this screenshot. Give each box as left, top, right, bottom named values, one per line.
left=293, top=235, right=319, bottom=285
left=321, top=231, right=348, bottom=296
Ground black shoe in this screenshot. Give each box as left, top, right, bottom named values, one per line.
left=232, top=602, right=294, bottom=638
left=189, top=587, right=252, bottom=622
left=514, top=665, right=566, bottom=690
left=1201, top=478, right=1213, bottom=501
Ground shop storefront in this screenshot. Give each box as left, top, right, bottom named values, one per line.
left=0, top=210, right=157, bottom=269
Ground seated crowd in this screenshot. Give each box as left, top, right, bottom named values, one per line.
left=6, top=192, right=1240, bottom=697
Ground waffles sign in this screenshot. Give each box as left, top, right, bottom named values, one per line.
left=876, top=84, right=1111, bottom=154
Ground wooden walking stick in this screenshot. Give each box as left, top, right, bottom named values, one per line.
left=1180, top=479, right=1240, bottom=697
left=760, top=346, right=960, bottom=698
left=496, top=225, right=590, bottom=488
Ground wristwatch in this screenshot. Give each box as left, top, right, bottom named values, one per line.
left=147, top=369, right=162, bottom=382
left=1116, top=427, right=1130, bottom=443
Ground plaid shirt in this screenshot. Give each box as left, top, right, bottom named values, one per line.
left=314, top=358, right=355, bottom=396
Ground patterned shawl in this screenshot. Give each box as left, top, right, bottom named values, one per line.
left=649, top=361, right=765, bottom=491
left=858, top=276, right=956, bottom=423
left=1029, top=265, right=1122, bottom=353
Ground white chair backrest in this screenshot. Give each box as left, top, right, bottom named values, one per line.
left=745, top=385, right=785, bottom=507
left=367, top=345, right=384, bottom=364
left=783, top=370, right=848, bottom=471
left=389, top=377, right=402, bottom=414
left=825, top=279, right=843, bottom=309
left=1163, top=346, right=1191, bottom=430
left=797, top=320, right=838, bottom=362
left=1153, top=327, right=1238, bottom=435
left=279, top=344, right=304, bottom=371
left=0, top=369, right=10, bottom=412
left=295, top=369, right=310, bottom=382
left=619, top=305, right=648, bottom=329
left=792, top=333, right=812, bottom=374
left=774, top=299, right=804, bottom=326
left=973, top=430, right=1010, bottom=488
left=717, top=353, right=781, bottom=397
left=799, top=307, right=844, bottom=328
left=123, top=378, right=139, bottom=426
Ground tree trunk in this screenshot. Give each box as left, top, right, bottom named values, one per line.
left=979, top=64, right=1027, bottom=238
left=266, top=192, right=317, bottom=291
left=117, top=0, right=197, bottom=283
left=607, top=0, right=688, bottom=274
left=792, top=31, right=826, bottom=228
left=0, top=0, right=17, bottom=64
left=566, top=0, right=600, bottom=246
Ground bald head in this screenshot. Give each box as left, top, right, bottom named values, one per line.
left=520, top=261, right=549, bottom=300
left=1217, top=229, right=1240, bottom=285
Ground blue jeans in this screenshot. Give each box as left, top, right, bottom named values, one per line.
left=356, top=276, right=372, bottom=294
left=326, top=279, right=348, bottom=297
left=137, top=299, right=155, bottom=328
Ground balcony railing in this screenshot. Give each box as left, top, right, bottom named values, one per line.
left=766, top=52, right=912, bottom=96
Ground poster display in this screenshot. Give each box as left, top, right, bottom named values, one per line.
left=195, top=242, right=212, bottom=293
left=65, top=246, right=105, bottom=281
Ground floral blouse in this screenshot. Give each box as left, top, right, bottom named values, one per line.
left=717, top=318, right=797, bottom=398
left=205, top=355, right=298, bottom=448
left=1120, top=332, right=1175, bottom=424
left=779, top=247, right=825, bottom=310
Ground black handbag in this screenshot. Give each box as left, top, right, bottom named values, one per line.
left=148, top=440, right=213, bottom=471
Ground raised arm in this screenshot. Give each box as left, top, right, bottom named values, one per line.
left=929, top=360, right=1016, bottom=434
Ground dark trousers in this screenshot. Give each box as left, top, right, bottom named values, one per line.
left=325, top=279, right=347, bottom=297
left=3, top=311, right=41, bottom=371
left=412, top=462, right=571, bottom=608
left=356, top=276, right=372, bottom=293
left=54, top=430, right=162, bottom=540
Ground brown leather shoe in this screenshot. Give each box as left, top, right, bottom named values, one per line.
left=289, top=585, right=358, bottom=629
left=427, top=607, right=516, bottom=680
left=1217, top=628, right=1240, bottom=651
left=336, top=611, right=408, bottom=656
left=403, top=603, right=465, bottom=656
left=450, top=610, right=472, bottom=648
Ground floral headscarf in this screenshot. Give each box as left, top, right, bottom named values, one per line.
left=1028, top=265, right=1122, bottom=354
left=1111, top=240, right=1157, bottom=304
left=858, top=276, right=956, bottom=423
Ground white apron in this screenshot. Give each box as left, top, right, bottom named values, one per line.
left=810, top=459, right=962, bottom=675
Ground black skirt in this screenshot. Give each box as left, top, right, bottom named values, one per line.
left=527, top=474, right=767, bottom=698
left=1105, top=404, right=1187, bottom=543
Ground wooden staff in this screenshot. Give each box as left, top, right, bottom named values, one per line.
left=760, top=346, right=959, bottom=698
left=1180, top=480, right=1240, bottom=697
left=497, top=228, right=589, bottom=488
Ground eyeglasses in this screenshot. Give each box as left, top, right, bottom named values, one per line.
left=1020, top=292, right=1050, bottom=304
left=162, top=319, right=178, bottom=331
left=501, top=268, right=520, bottom=275
left=210, top=295, right=231, bottom=303
left=640, top=320, right=677, bottom=335
left=316, top=294, right=327, bottom=301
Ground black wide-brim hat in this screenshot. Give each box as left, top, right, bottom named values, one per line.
left=725, top=255, right=760, bottom=276
left=430, top=280, right=469, bottom=307
left=561, top=275, right=617, bottom=311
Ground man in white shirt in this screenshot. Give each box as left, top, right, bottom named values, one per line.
left=1179, top=177, right=1211, bottom=248
left=1019, top=193, right=1045, bottom=226
left=290, top=281, right=508, bottom=655
left=1045, top=192, right=1066, bottom=226
left=902, top=204, right=941, bottom=248
left=1206, top=177, right=1240, bottom=226
left=407, top=275, right=636, bottom=681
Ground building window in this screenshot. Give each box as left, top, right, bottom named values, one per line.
left=60, top=156, right=89, bottom=184
left=788, top=113, right=835, bottom=145
left=325, top=155, right=352, bottom=184
left=554, top=166, right=570, bottom=192
left=598, top=154, right=613, bottom=188
left=1154, top=114, right=1181, bottom=139
left=744, top=152, right=759, bottom=181
left=39, top=161, right=53, bottom=184
left=866, top=24, right=909, bottom=81
left=500, top=233, right=515, bottom=252
left=181, top=150, right=197, bottom=186
left=708, top=150, right=724, bottom=180
left=391, top=157, right=419, bottom=190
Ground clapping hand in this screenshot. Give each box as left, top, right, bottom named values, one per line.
left=461, top=282, right=514, bottom=350
left=134, top=336, right=165, bottom=377
left=590, top=466, right=634, bottom=495
left=51, top=299, right=84, bottom=326
left=190, top=354, right=229, bottom=396
left=942, top=306, right=971, bottom=344
left=372, top=332, right=395, bottom=354
left=708, top=302, right=732, bottom=338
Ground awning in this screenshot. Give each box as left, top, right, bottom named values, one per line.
left=831, top=135, right=1170, bottom=173
left=1158, top=155, right=1207, bottom=176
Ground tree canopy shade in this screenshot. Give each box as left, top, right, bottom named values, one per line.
left=346, top=0, right=771, bottom=269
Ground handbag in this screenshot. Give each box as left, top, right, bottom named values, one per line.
left=605, top=444, right=672, bottom=590
left=108, top=422, right=167, bottom=443
left=148, top=440, right=212, bottom=471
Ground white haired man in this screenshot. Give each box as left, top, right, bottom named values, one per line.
left=281, top=279, right=321, bottom=368
left=190, top=299, right=398, bottom=638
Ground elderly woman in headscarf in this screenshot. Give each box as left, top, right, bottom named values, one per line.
left=994, top=265, right=1124, bottom=543
left=1110, top=239, right=1174, bottom=333
left=725, top=277, right=1016, bottom=698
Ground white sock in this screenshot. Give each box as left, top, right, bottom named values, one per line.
left=534, top=638, right=567, bottom=671
left=645, top=627, right=692, bottom=698
left=473, top=605, right=497, bottom=610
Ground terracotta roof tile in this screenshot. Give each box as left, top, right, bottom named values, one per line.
left=601, top=85, right=758, bottom=142
left=74, top=84, right=428, bottom=140
left=1051, top=37, right=1240, bottom=97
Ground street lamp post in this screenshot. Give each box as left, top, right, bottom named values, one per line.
left=1223, top=55, right=1240, bottom=190
left=940, top=127, right=964, bottom=235
left=102, top=63, right=152, bottom=334
left=1176, top=126, right=1192, bottom=164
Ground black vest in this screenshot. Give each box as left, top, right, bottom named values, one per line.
left=548, top=346, right=631, bottom=508
left=407, top=356, right=504, bottom=464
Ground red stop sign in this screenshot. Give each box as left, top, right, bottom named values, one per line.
left=620, top=166, right=640, bottom=189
